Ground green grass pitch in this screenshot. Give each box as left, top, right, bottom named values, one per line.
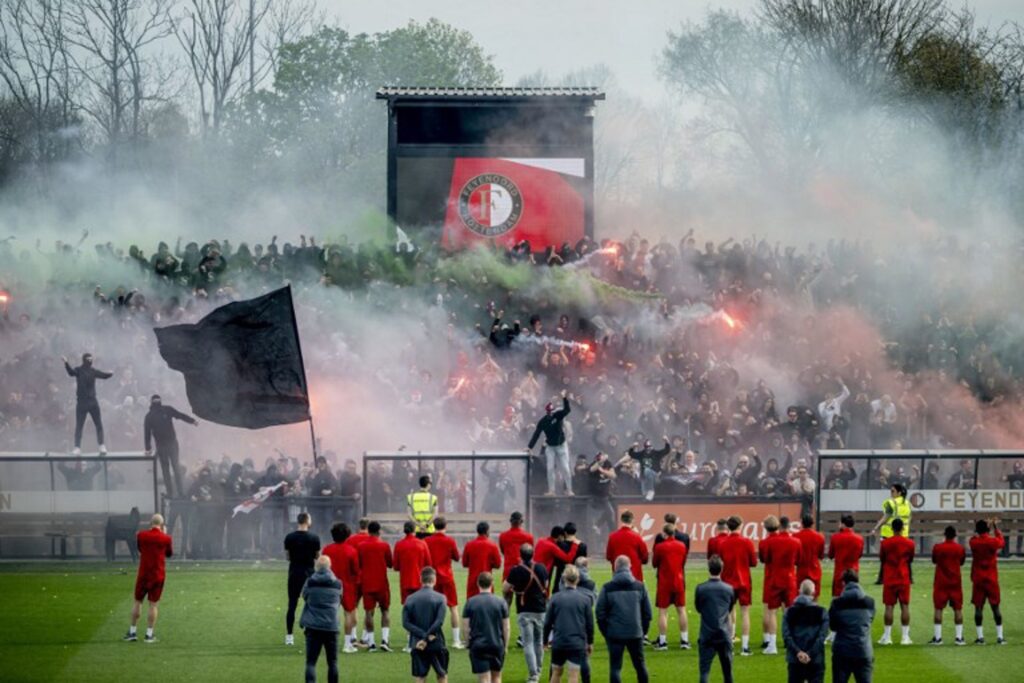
left=0, top=560, right=1021, bottom=682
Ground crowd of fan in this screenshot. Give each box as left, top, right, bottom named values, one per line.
left=1, top=229, right=1022, bottom=510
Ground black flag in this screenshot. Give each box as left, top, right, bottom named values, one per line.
left=154, top=286, right=310, bottom=429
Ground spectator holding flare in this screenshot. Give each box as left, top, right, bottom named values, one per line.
left=970, top=518, right=1006, bottom=644
left=795, top=514, right=825, bottom=598
left=143, top=394, right=197, bottom=499
left=930, top=525, right=966, bottom=646
left=425, top=517, right=464, bottom=649
left=123, top=514, right=172, bottom=644
left=782, top=580, right=828, bottom=683
left=544, top=565, right=595, bottom=683
left=462, top=572, right=510, bottom=683
left=829, top=569, right=876, bottom=683
left=463, top=521, right=502, bottom=601
left=321, top=523, right=362, bottom=654
left=878, top=518, right=915, bottom=645
left=527, top=390, right=573, bottom=496
left=596, top=555, right=651, bottom=683
left=503, top=544, right=549, bottom=683
left=300, top=555, right=341, bottom=683
left=284, top=512, right=321, bottom=647
left=498, top=512, right=534, bottom=584
left=652, top=522, right=690, bottom=651
left=63, top=352, right=113, bottom=455
left=695, top=555, right=736, bottom=683
left=718, top=515, right=757, bottom=655
left=357, top=520, right=394, bottom=652
left=395, top=521, right=434, bottom=605
left=605, top=510, right=649, bottom=582
left=403, top=567, right=450, bottom=683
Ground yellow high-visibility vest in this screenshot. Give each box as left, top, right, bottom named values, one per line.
left=880, top=496, right=911, bottom=538
left=407, top=490, right=437, bottom=533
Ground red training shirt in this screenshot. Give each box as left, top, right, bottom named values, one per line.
left=498, top=526, right=534, bottom=581
left=652, top=536, right=688, bottom=593
left=759, top=531, right=778, bottom=586
left=970, top=530, right=1004, bottom=584
left=425, top=531, right=460, bottom=585
left=795, top=527, right=825, bottom=583
left=462, top=534, right=501, bottom=598
left=765, top=532, right=802, bottom=590
left=356, top=536, right=393, bottom=593
left=535, top=537, right=578, bottom=575
left=828, top=528, right=864, bottom=583
left=605, top=527, right=649, bottom=581
left=394, top=534, right=432, bottom=595
left=879, top=535, right=915, bottom=587
left=719, top=532, right=758, bottom=591
left=931, top=539, right=965, bottom=591
left=707, top=531, right=729, bottom=559
left=136, top=527, right=173, bottom=582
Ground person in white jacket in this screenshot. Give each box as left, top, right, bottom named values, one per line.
left=818, top=379, right=850, bottom=432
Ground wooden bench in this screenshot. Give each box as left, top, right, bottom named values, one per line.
left=0, top=513, right=125, bottom=559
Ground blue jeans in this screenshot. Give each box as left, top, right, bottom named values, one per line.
left=641, top=467, right=658, bottom=498
left=518, top=612, right=545, bottom=678
left=546, top=443, right=573, bottom=495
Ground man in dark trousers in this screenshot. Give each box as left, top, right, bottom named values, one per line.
left=695, top=555, right=736, bottom=683
left=62, top=353, right=113, bottom=455
left=544, top=565, right=594, bottom=683
left=462, top=571, right=510, bottom=683
left=782, top=579, right=829, bottom=683
left=829, top=569, right=876, bottom=683
left=143, top=394, right=198, bottom=499
left=403, top=567, right=450, bottom=683
left=285, top=513, right=321, bottom=646
left=527, top=390, right=573, bottom=496
left=596, top=556, right=651, bottom=683
left=300, top=555, right=341, bottom=683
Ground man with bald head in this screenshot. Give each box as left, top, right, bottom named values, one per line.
left=124, top=514, right=173, bottom=643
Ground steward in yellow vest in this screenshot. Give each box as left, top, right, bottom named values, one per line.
left=407, top=474, right=438, bottom=537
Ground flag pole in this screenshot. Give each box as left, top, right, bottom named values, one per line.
left=285, top=284, right=317, bottom=467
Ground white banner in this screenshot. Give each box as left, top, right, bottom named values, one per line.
left=820, top=489, right=1024, bottom=513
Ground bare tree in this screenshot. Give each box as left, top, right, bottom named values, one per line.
left=253, top=0, right=320, bottom=93
left=67, top=0, right=175, bottom=152
left=175, top=0, right=271, bottom=134
left=0, top=0, right=79, bottom=163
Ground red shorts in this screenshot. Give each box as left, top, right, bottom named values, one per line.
left=363, top=587, right=391, bottom=610
left=435, top=579, right=458, bottom=608
left=933, top=586, right=963, bottom=611
left=764, top=584, right=796, bottom=610
left=883, top=584, right=911, bottom=606
left=728, top=584, right=751, bottom=607
left=971, top=580, right=1001, bottom=607
left=656, top=585, right=686, bottom=609
left=134, top=576, right=164, bottom=603
left=341, top=582, right=360, bottom=613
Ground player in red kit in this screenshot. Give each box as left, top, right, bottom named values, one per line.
left=970, top=518, right=1006, bottom=644
left=123, top=514, right=172, bottom=643
left=357, top=521, right=393, bottom=652
left=706, top=519, right=728, bottom=559
left=425, top=516, right=465, bottom=649
left=394, top=521, right=433, bottom=603
left=498, top=511, right=534, bottom=583
left=344, top=517, right=371, bottom=648
left=878, top=518, right=915, bottom=645
left=322, top=522, right=362, bottom=653
left=758, top=515, right=779, bottom=651
left=652, top=522, right=690, bottom=650
left=795, top=514, right=825, bottom=597
left=718, top=515, right=758, bottom=655
left=828, top=515, right=864, bottom=598
left=462, top=521, right=501, bottom=600
left=535, top=526, right=580, bottom=590
left=930, top=525, right=966, bottom=646
left=761, top=516, right=801, bottom=655
left=604, top=510, right=648, bottom=582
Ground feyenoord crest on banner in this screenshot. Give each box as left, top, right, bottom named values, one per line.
left=457, top=173, right=523, bottom=237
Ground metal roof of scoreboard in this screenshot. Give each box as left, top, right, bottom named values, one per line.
left=376, top=86, right=606, bottom=101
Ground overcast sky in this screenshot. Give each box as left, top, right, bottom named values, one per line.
left=324, top=0, right=1024, bottom=101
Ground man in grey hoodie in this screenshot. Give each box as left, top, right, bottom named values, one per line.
left=596, top=556, right=652, bottom=683
left=300, top=555, right=341, bottom=683
left=695, top=555, right=736, bottom=683
left=783, top=579, right=829, bottom=683
left=828, top=569, right=876, bottom=683
left=543, top=565, right=594, bottom=683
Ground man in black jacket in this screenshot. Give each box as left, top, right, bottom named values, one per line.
left=596, top=556, right=652, bottom=683
left=783, top=580, right=829, bottom=683
left=143, top=395, right=198, bottom=498
left=63, top=353, right=113, bottom=455
left=829, top=570, right=876, bottom=683
left=403, top=567, right=450, bottom=683
left=527, top=391, right=573, bottom=496
left=544, top=565, right=594, bottom=683
left=695, top=555, right=736, bottom=683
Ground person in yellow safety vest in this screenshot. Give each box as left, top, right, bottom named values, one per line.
left=871, top=482, right=911, bottom=583
left=407, top=474, right=438, bottom=538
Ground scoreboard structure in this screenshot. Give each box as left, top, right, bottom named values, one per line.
left=376, top=86, right=604, bottom=251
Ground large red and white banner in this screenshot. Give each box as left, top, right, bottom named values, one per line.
left=441, top=157, right=585, bottom=251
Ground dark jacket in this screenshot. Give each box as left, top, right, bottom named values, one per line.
left=402, top=586, right=448, bottom=646
left=144, top=404, right=196, bottom=450
left=782, top=594, right=829, bottom=664
left=299, top=568, right=341, bottom=632
left=595, top=568, right=652, bottom=641
left=695, top=577, right=736, bottom=645
left=528, top=398, right=571, bottom=448
left=543, top=587, right=594, bottom=650
left=65, top=362, right=112, bottom=402
left=828, top=583, right=875, bottom=659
